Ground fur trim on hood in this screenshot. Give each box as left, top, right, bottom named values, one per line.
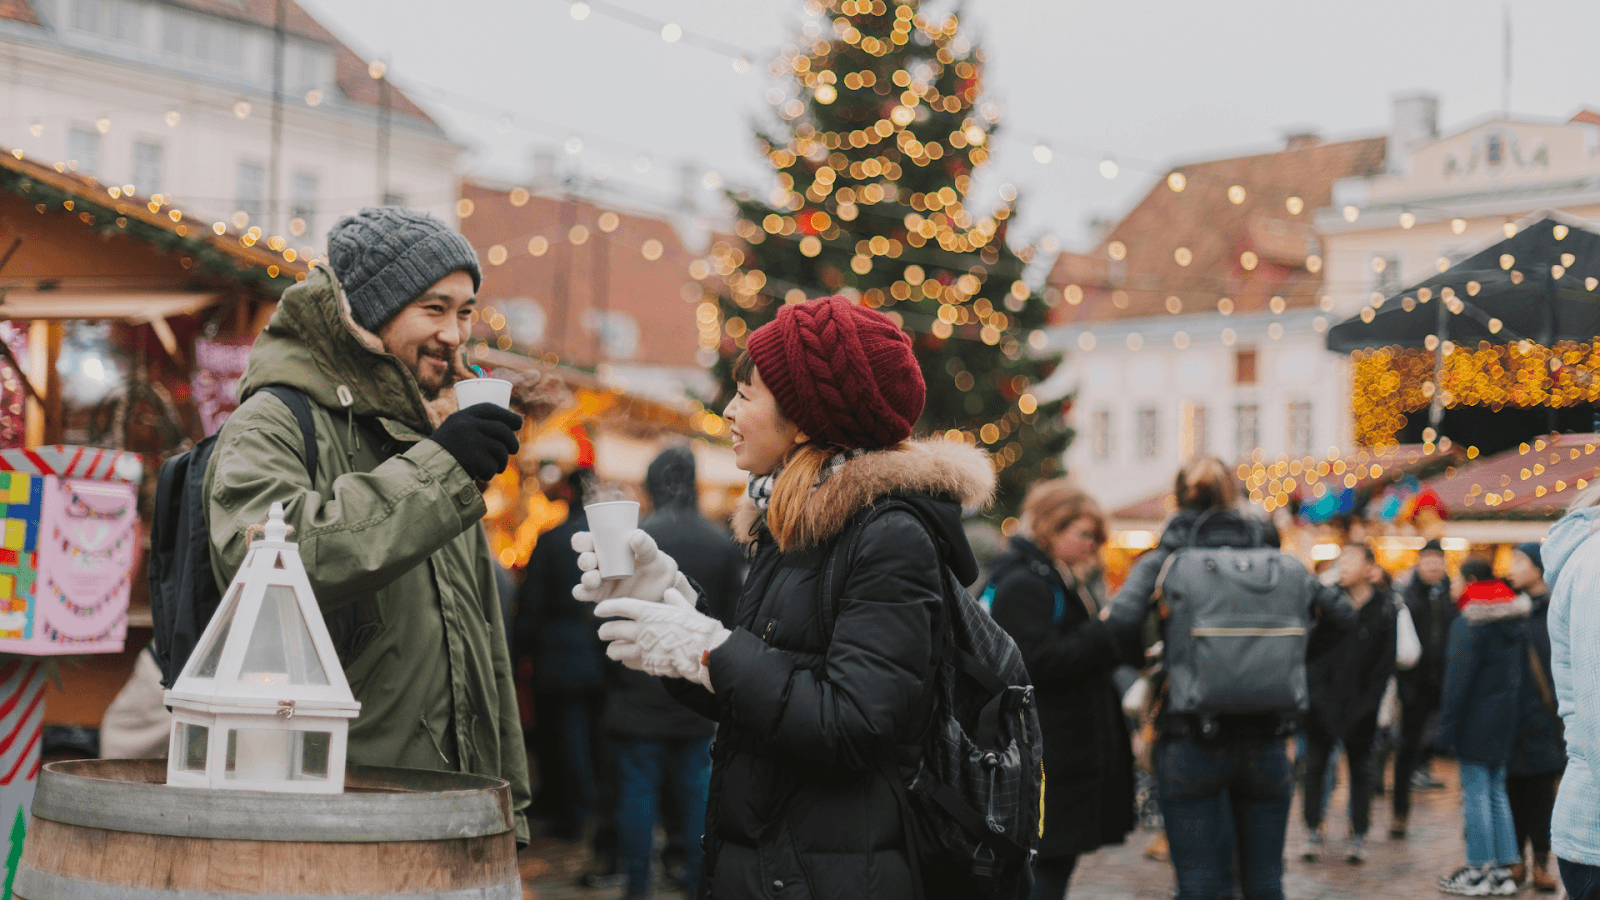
left=1460, top=592, right=1532, bottom=623
left=730, top=437, right=995, bottom=549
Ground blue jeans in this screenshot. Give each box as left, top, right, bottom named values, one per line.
left=1560, top=858, right=1600, bottom=900
left=616, top=737, right=712, bottom=898
left=1156, top=738, right=1295, bottom=900
left=1460, top=763, right=1518, bottom=867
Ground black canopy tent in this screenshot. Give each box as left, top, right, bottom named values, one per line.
left=1327, top=214, right=1600, bottom=454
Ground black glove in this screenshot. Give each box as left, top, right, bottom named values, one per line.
left=429, top=403, right=522, bottom=482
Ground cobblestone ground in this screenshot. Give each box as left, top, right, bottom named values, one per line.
left=520, top=759, right=1566, bottom=900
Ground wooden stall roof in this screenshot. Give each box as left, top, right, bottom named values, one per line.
left=1423, top=432, right=1600, bottom=520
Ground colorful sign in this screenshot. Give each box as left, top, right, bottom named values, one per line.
left=192, top=336, right=255, bottom=437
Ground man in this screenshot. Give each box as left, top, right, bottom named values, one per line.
left=1303, top=543, right=1397, bottom=864
left=1507, top=542, right=1564, bottom=892
left=204, top=207, right=533, bottom=843
left=604, top=447, right=745, bottom=899
left=1393, top=538, right=1457, bottom=837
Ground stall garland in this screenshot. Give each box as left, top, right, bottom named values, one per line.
left=0, top=167, right=298, bottom=295
left=1353, top=341, right=1600, bottom=446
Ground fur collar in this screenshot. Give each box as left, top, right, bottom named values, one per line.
left=1461, top=593, right=1532, bottom=623
left=730, top=437, right=995, bottom=549
left=334, top=278, right=472, bottom=430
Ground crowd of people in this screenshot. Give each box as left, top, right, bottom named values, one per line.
left=149, top=206, right=1595, bottom=900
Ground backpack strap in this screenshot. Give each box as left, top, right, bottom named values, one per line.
left=257, top=385, right=318, bottom=478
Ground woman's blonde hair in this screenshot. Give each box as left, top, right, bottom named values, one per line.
left=1174, top=457, right=1237, bottom=512
left=1020, top=478, right=1106, bottom=547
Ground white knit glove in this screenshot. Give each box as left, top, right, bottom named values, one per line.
left=595, top=588, right=730, bottom=691
left=571, top=529, right=697, bottom=606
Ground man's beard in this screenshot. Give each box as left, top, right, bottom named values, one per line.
left=413, top=347, right=458, bottom=401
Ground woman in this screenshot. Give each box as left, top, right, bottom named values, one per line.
left=1544, top=484, right=1600, bottom=900
left=1101, top=458, right=1353, bottom=900
left=572, top=295, right=996, bottom=899
left=988, top=480, right=1135, bottom=899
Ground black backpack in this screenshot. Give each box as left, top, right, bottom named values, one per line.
left=819, top=500, right=1043, bottom=900
left=148, top=385, right=318, bottom=690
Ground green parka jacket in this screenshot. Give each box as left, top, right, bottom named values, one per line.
left=203, top=263, right=531, bottom=843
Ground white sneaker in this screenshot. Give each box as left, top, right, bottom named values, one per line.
left=1439, top=865, right=1494, bottom=896
left=1489, top=866, right=1521, bottom=896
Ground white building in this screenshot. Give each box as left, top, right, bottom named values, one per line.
left=0, top=0, right=461, bottom=252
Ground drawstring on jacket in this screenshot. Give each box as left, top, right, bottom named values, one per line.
left=336, top=385, right=358, bottom=459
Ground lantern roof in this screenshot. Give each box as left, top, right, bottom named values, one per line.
left=166, top=503, right=358, bottom=715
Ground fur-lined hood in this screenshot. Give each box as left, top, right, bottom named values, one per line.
left=730, top=437, right=995, bottom=552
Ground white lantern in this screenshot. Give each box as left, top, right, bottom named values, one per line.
left=164, top=502, right=359, bottom=793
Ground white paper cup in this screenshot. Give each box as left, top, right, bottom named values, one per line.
left=454, top=378, right=513, bottom=410
left=585, top=501, right=639, bottom=580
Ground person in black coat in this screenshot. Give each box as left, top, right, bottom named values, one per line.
left=1506, top=542, right=1565, bottom=892
left=1300, top=543, right=1396, bottom=864
left=1393, top=539, right=1456, bottom=835
left=515, top=469, right=608, bottom=842
left=988, top=478, right=1135, bottom=900
left=603, top=446, right=746, bottom=899
left=577, top=298, right=1002, bottom=899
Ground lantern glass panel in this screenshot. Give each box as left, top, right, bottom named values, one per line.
left=225, top=728, right=333, bottom=781
left=239, top=585, right=329, bottom=685
left=190, top=584, right=242, bottom=679
left=179, top=723, right=208, bottom=771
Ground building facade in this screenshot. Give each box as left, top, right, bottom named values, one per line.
left=0, top=0, right=460, bottom=252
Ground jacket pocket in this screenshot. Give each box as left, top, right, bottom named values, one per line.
left=757, top=808, right=816, bottom=900
left=326, top=594, right=383, bottom=672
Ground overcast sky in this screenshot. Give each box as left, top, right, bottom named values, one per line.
left=300, top=0, right=1600, bottom=249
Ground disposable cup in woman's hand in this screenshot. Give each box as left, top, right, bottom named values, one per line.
left=570, top=528, right=697, bottom=607
left=584, top=501, right=639, bottom=579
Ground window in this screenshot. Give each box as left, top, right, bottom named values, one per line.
left=235, top=161, right=265, bottom=228
left=161, top=10, right=183, bottom=53
left=1181, top=401, right=1208, bottom=460
left=1234, top=349, right=1257, bottom=385
left=1288, top=401, right=1313, bottom=458
left=109, top=0, right=139, bottom=42
left=71, top=0, right=101, bottom=32
left=289, top=171, right=318, bottom=240
left=1235, top=403, right=1260, bottom=461
left=132, top=141, right=163, bottom=195
left=1091, top=409, right=1112, bottom=462
left=67, top=127, right=101, bottom=176
left=1136, top=407, right=1160, bottom=460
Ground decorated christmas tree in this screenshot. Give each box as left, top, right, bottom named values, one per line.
left=708, top=0, right=1069, bottom=516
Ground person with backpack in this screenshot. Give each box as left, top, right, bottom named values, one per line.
left=573, top=295, right=1039, bottom=900
left=198, top=208, right=543, bottom=844
left=1102, top=457, right=1355, bottom=900
left=1434, top=557, right=1528, bottom=897
left=1544, top=484, right=1600, bottom=900
left=1300, top=542, right=1397, bottom=865
left=1505, top=542, right=1563, bottom=893
left=986, top=479, right=1136, bottom=899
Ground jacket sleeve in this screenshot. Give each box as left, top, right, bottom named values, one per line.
left=1355, top=609, right=1398, bottom=719
left=706, top=510, right=939, bottom=771
left=206, top=393, right=484, bottom=609
left=1435, top=618, right=1475, bottom=754
left=990, top=572, right=1121, bottom=685
left=1552, top=552, right=1597, bottom=768
left=1103, top=549, right=1166, bottom=658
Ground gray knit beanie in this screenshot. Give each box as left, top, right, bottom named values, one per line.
left=326, top=207, right=482, bottom=331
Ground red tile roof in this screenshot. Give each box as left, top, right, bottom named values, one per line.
left=1048, top=136, right=1388, bottom=325
left=1423, top=433, right=1600, bottom=520
left=0, top=0, right=39, bottom=26
left=458, top=181, right=714, bottom=371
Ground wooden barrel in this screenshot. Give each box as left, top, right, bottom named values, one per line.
left=15, top=759, right=520, bottom=899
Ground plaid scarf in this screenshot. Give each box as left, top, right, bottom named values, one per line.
left=746, top=448, right=868, bottom=511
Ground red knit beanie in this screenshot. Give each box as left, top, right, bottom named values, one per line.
left=745, top=295, right=925, bottom=450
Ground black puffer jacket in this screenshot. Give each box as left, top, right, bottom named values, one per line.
left=668, top=439, right=994, bottom=900
left=987, top=536, right=1135, bottom=860
left=1438, top=593, right=1530, bottom=766
left=1305, top=587, right=1397, bottom=740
